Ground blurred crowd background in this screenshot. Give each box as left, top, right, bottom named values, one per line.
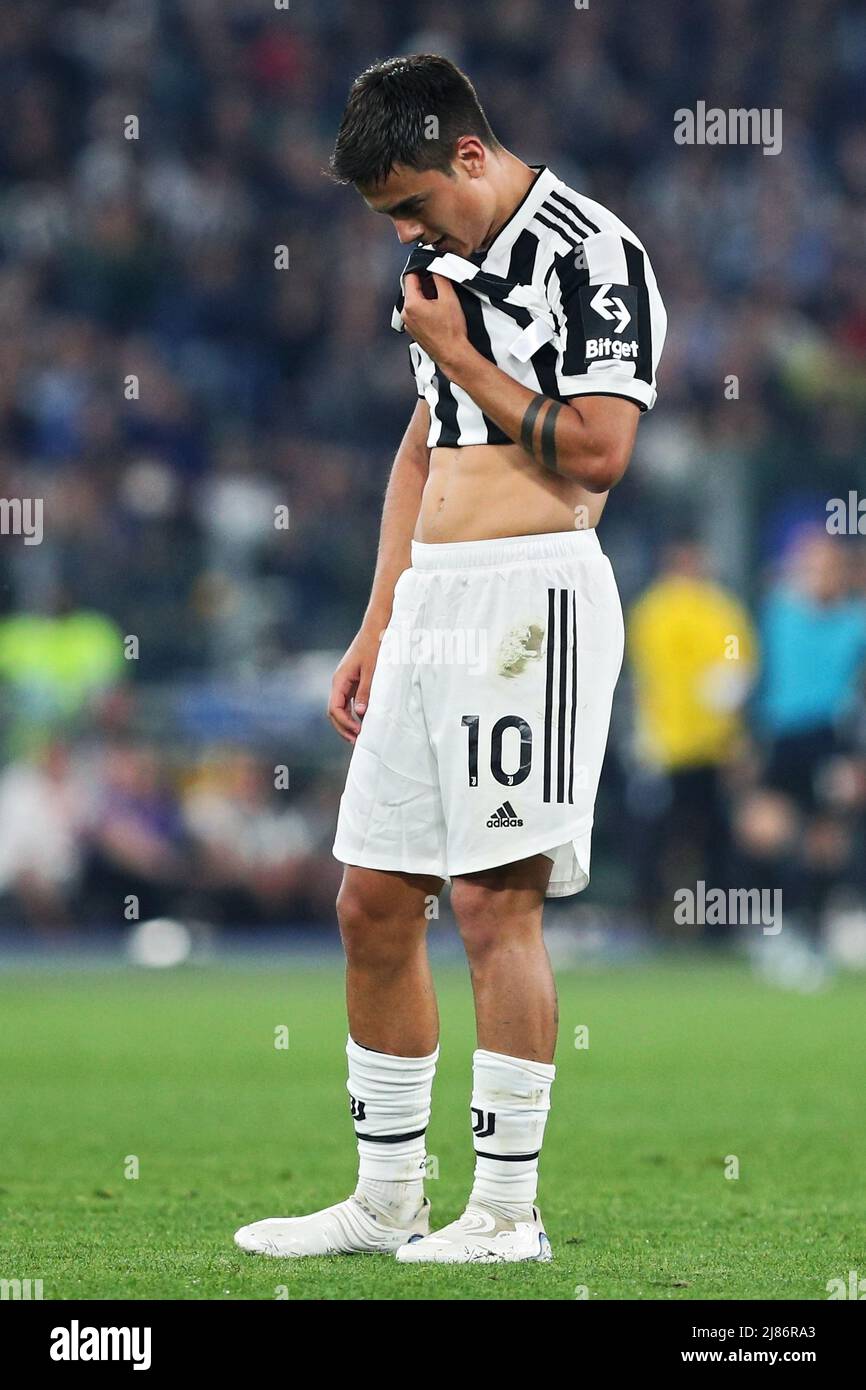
left=2, top=0, right=866, bottom=950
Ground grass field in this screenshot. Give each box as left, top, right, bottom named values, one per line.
left=2, top=954, right=865, bottom=1301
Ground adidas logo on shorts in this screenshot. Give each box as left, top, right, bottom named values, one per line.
left=487, top=800, right=524, bottom=828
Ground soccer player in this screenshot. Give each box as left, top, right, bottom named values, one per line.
left=235, top=54, right=666, bottom=1264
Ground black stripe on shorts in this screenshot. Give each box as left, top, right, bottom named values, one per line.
left=543, top=587, right=577, bottom=804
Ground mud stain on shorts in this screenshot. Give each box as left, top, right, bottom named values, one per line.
left=496, top=623, right=545, bottom=677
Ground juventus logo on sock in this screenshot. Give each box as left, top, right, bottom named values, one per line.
left=471, top=1106, right=496, bottom=1138
left=349, top=1095, right=366, bottom=1121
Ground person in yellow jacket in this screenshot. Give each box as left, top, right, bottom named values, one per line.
left=0, top=591, right=125, bottom=756
left=627, top=541, right=757, bottom=938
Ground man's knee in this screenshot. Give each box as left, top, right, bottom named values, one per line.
left=451, top=860, right=550, bottom=963
left=451, top=887, right=501, bottom=961
left=336, top=869, right=436, bottom=966
left=336, top=881, right=386, bottom=964
left=450, top=882, right=532, bottom=962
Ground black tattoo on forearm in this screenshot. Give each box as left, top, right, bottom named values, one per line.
left=540, top=400, right=562, bottom=473
left=519, top=394, right=564, bottom=474
left=520, top=395, right=545, bottom=454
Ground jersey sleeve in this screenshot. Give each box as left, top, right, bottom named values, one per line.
left=546, top=229, right=666, bottom=411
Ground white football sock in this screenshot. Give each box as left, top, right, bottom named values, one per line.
left=468, top=1048, right=556, bottom=1221
left=346, top=1034, right=438, bottom=1224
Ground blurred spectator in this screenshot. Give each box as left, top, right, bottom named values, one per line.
left=0, top=740, right=86, bottom=933
left=0, top=586, right=125, bottom=754
left=627, top=540, right=757, bottom=936
left=77, top=740, right=190, bottom=927
left=757, top=531, right=866, bottom=808
left=181, top=748, right=322, bottom=924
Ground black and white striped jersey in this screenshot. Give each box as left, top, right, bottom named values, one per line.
left=391, top=164, right=667, bottom=448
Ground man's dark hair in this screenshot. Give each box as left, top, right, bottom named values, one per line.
left=329, top=54, right=500, bottom=189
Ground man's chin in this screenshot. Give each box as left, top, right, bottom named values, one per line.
left=430, top=237, right=463, bottom=255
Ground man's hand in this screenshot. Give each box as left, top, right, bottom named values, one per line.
left=401, top=271, right=470, bottom=371
left=327, top=625, right=384, bottom=744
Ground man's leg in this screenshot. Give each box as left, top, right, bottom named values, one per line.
left=339, top=864, right=441, bottom=1055
left=450, top=853, right=556, bottom=1060
left=396, top=853, right=557, bottom=1264
left=235, top=863, right=445, bottom=1257
left=453, top=853, right=557, bottom=1220
left=339, top=865, right=444, bottom=1227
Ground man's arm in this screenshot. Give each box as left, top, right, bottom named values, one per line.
left=443, top=345, right=639, bottom=493
left=327, top=399, right=429, bottom=742
left=363, top=397, right=430, bottom=634
left=400, top=272, right=640, bottom=493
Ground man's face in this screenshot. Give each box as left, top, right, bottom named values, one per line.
left=360, top=160, right=493, bottom=257
left=797, top=534, right=848, bottom=604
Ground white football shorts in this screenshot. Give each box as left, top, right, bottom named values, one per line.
left=332, top=528, right=624, bottom=897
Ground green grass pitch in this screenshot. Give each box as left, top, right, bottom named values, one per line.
left=2, top=955, right=864, bottom=1300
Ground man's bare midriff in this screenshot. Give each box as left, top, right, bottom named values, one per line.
left=412, top=441, right=608, bottom=543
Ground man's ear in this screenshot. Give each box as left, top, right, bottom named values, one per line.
left=453, top=135, right=487, bottom=178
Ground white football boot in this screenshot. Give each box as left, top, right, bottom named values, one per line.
left=234, top=1193, right=431, bottom=1258
left=395, top=1204, right=552, bottom=1264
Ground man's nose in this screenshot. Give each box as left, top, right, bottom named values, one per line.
left=394, top=218, right=426, bottom=245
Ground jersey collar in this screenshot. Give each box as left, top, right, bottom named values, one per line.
left=470, top=164, right=558, bottom=264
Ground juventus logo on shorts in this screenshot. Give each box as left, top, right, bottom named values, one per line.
left=544, top=588, right=579, bottom=805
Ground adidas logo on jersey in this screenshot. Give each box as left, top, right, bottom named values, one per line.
left=487, top=800, right=524, bottom=828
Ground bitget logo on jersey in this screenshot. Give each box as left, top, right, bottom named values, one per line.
left=580, top=283, right=640, bottom=363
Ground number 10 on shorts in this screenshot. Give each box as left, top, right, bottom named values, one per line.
left=461, top=714, right=532, bottom=788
